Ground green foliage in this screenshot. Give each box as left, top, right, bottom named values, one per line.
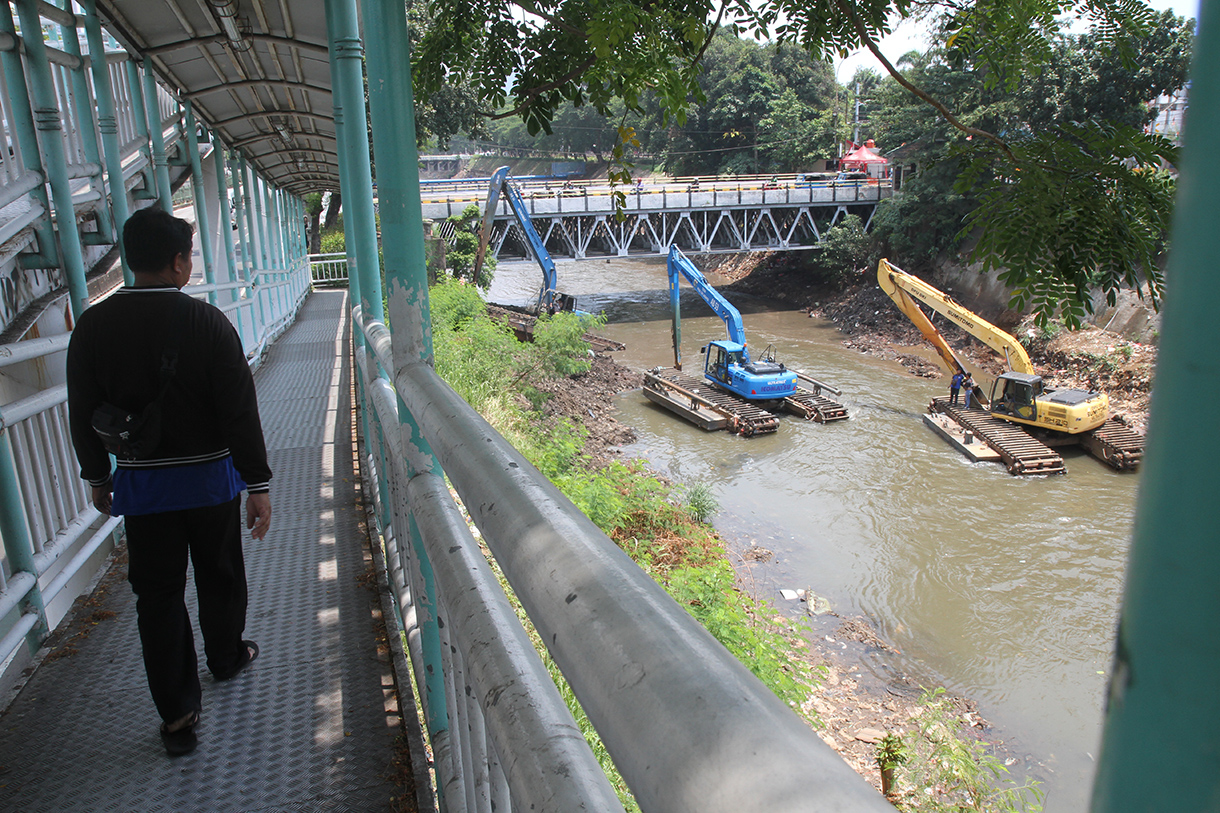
left=876, top=732, right=910, bottom=771
left=684, top=482, right=719, bottom=524
left=444, top=204, right=495, bottom=289
left=666, top=562, right=809, bottom=710
left=303, top=192, right=324, bottom=217
left=319, top=228, right=346, bottom=255
left=807, top=214, right=872, bottom=286
left=891, top=689, right=1044, bottom=812
left=532, top=311, right=603, bottom=376
left=957, top=122, right=1176, bottom=327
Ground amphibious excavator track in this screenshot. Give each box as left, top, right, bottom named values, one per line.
left=643, top=368, right=780, bottom=436
left=930, top=398, right=1066, bottom=475
left=782, top=389, right=850, bottom=423
left=1078, top=418, right=1144, bottom=471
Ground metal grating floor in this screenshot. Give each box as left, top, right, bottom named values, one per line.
left=0, top=290, right=408, bottom=812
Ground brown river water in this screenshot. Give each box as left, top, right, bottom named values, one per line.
left=488, top=256, right=1138, bottom=811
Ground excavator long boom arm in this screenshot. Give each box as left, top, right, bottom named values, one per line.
left=476, top=166, right=559, bottom=311
left=877, top=259, right=1035, bottom=375
left=668, top=246, right=746, bottom=369
left=668, top=247, right=745, bottom=344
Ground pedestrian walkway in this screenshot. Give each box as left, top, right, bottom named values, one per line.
left=0, top=290, right=408, bottom=812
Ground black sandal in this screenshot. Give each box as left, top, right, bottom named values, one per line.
left=160, top=710, right=199, bottom=757
left=215, top=640, right=259, bottom=681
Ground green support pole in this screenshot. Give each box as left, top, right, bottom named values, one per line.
left=235, top=156, right=266, bottom=330
left=82, top=0, right=132, bottom=284
left=252, top=173, right=270, bottom=278
left=124, top=60, right=156, bottom=201
left=273, top=187, right=287, bottom=269
left=232, top=157, right=253, bottom=286
left=142, top=65, right=173, bottom=209
left=322, top=0, right=363, bottom=333
left=0, top=436, right=48, bottom=651
left=212, top=134, right=238, bottom=299
left=1090, top=4, right=1220, bottom=810
left=0, top=2, right=58, bottom=271
left=183, top=102, right=217, bottom=303
left=14, top=0, right=90, bottom=318
left=361, top=0, right=450, bottom=795
left=325, top=0, right=380, bottom=321
left=55, top=1, right=113, bottom=244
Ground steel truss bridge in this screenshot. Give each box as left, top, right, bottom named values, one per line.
left=420, top=179, right=892, bottom=260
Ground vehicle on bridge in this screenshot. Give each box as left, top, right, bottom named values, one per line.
left=476, top=166, right=579, bottom=314
left=643, top=247, right=848, bottom=436
left=877, top=258, right=1143, bottom=473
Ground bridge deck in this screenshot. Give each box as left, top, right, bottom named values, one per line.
left=0, top=291, right=410, bottom=812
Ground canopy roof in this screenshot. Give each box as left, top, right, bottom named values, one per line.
left=842, top=140, right=887, bottom=168
left=95, top=0, right=337, bottom=196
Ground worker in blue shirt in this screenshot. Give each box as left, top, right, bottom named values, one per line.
left=950, top=370, right=964, bottom=405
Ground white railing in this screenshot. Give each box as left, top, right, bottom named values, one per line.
left=309, top=252, right=348, bottom=286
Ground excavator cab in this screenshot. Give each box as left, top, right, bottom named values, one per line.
left=990, top=372, right=1042, bottom=423
left=703, top=342, right=736, bottom=386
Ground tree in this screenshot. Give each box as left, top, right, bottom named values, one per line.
left=444, top=204, right=495, bottom=289
left=862, top=12, right=1192, bottom=324
left=414, top=0, right=1191, bottom=324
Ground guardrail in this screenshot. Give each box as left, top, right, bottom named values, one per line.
left=350, top=303, right=892, bottom=811
left=309, top=252, right=349, bottom=287
left=0, top=257, right=311, bottom=685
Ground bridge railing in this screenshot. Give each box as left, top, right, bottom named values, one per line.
left=350, top=303, right=892, bottom=812
left=0, top=257, right=311, bottom=688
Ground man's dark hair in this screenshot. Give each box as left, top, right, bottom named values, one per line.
left=123, top=206, right=194, bottom=274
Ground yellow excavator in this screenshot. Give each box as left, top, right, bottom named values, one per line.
left=877, top=258, right=1110, bottom=435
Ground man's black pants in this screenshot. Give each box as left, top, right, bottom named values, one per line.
left=125, top=496, right=248, bottom=723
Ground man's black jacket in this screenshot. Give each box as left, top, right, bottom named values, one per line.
left=66, top=287, right=271, bottom=493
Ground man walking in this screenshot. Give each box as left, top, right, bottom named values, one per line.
left=67, top=206, right=272, bottom=757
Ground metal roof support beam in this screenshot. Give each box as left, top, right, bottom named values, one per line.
left=81, top=0, right=131, bottom=284
left=14, top=0, right=89, bottom=318
left=1091, top=4, right=1220, bottom=809
left=183, top=101, right=217, bottom=304
left=141, top=64, right=173, bottom=209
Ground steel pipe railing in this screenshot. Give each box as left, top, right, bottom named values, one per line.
left=353, top=303, right=890, bottom=811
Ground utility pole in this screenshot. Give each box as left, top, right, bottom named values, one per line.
left=853, top=81, right=862, bottom=145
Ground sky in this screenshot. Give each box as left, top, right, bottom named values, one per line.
left=832, top=0, right=1202, bottom=81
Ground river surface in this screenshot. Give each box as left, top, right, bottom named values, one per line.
left=489, top=256, right=1137, bottom=812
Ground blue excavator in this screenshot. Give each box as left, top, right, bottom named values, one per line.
left=667, top=246, right=797, bottom=400
left=475, top=166, right=578, bottom=315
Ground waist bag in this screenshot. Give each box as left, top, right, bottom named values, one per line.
left=91, top=294, right=187, bottom=460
